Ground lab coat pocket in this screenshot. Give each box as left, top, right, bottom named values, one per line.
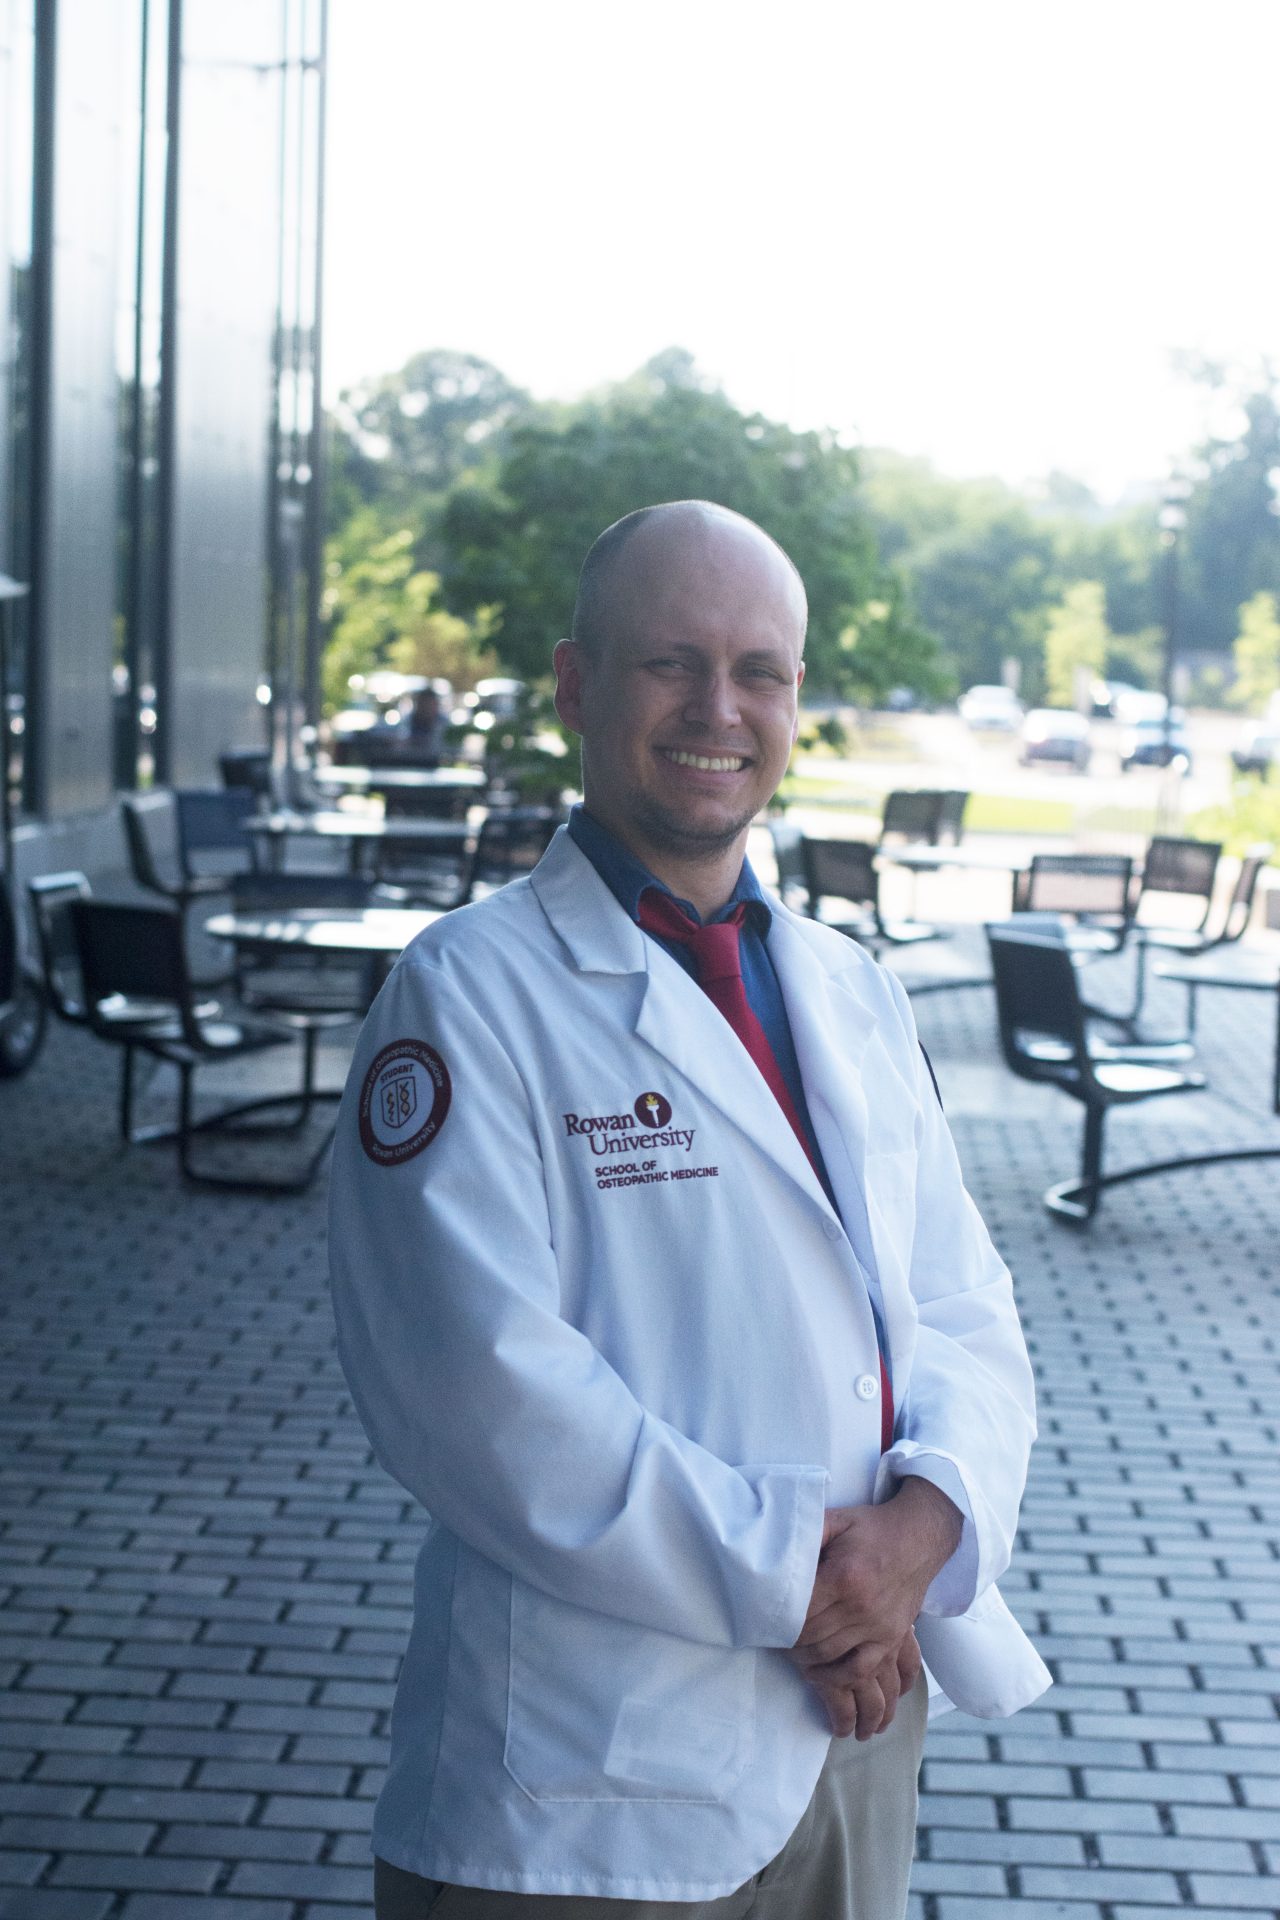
left=504, top=1584, right=756, bottom=1803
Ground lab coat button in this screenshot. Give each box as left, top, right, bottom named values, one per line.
left=855, top=1374, right=879, bottom=1400
left=822, top=1218, right=842, bottom=1242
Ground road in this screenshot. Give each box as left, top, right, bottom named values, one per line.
left=796, top=710, right=1241, bottom=821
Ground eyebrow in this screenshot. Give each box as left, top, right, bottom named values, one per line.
left=638, top=642, right=798, bottom=667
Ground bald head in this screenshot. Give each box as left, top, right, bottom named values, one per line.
left=570, top=502, right=808, bottom=661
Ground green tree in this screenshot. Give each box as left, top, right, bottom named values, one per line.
left=1043, top=581, right=1110, bottom=707
left=321, top=510, right=497, bottom=715
left=1177, top=364, right=1280, bottom=656
left=1230, top=590, right=1280, bottom=712
left=859, top=449, right=1170, bottom=698
left=437, top=353, right=933, bottom=696
left=831, top=578, right=954, bottom=706
left=904, top=511, right=1059, bottom=699
left=335, top=349, right=531, bottom=499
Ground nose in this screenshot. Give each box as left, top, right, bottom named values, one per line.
left=682, top=666, right=742, bottom=734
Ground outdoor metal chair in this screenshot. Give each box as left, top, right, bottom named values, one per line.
left=768, top=819, right=809, bottom=911
left=879, top=789, right=946, bottom=846
left=218, top=747, right=273, bottom=798
left=28, top=870, right=93, bottom=1028
left=121, top=790, right=252, bottom=910
left=67, top=898, right=327, bottom=1192
left=28, top=872, right=221, bottom=1106
left=1011, top=851, right=1135, bottom=956
left=934, top=790, right=969, bottom=846
left=373, top=798, right=475, bottom=905
left=801, top=836, right=943, bottom=952
left=1119, top=834, right=1223, bottom=1031
left=176, top=788, right=258, bottom=881
left=382, top=782, right=472, bottom=822
left=1142, top=845, right=1273, bottom=1040
left=462, top=805, right=564, bottom=903
left=986, top=923, right=1207, bottom=1223
left=226, top=871, right=381, bottom=1021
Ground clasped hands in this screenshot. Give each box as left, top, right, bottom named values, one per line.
left=789, top=1477, right=962, bottom=1742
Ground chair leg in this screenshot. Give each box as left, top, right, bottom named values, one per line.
left=1045, top=1102, right=1105, bottom=1224
left=174, top=1037, right=338, bottom=1194
left=1090, top=940, right=1193, bottom=1047
left=120, top=1046, right=181, bottom=1146
left=300, top=1025, right=318, bottom=1122
left=1080, top=1102, right=1104, bottom=1209
left=119, top=1047, right=134, bottom=1142
left=177, top=1061, right=195, bottom=1180
left=1130, top=939, right=1150, bottom=1027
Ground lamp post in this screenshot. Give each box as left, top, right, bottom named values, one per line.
left=1158, top=478, right=1192, bottom=756
left=275, top=497, right=304, bottom=812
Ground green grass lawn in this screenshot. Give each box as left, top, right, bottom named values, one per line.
left=775, top=779, right=1159, bottom=840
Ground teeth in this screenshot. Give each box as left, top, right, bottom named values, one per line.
left=665, top=750, right=745, bottom=772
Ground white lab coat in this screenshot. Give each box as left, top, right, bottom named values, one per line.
left=328, top=829, right=1049, bottom=1901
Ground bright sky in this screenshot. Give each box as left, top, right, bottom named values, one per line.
left=323, top=0, right=1280, bottom=502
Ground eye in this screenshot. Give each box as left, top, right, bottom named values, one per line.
left=644, top=656, right=693, bottom=676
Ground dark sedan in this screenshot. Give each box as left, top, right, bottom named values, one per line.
left=1232, top=722, right=1280, bottom=778
left=1120, top=715, right=1193, bottom=773
left=1020, top=708, right=1092, bottom=772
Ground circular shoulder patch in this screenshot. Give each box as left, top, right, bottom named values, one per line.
left=358, top=1038, right=452, bottom=1167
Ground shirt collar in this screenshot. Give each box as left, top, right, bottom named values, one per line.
left=567, top=803, right=772, bottom=933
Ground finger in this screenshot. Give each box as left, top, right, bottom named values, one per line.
left=819, top=1685, right=859, bottom=1740
left=791, top=1630, right=864, bottom=1669
left=876, top=1654, right=902, bottom=1731
left=897, top=1632, right=922, bottom=1695
left=853, top=1678, right=887, bottom=1742
left=795, top=1617, right=878, bottom=1664
left=822, top=1641, right=904, bottom=1690
left=804, top=1671, right=858, bottom=1739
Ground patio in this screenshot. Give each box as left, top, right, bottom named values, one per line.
left=1, top=929, right=1278, bottom=1919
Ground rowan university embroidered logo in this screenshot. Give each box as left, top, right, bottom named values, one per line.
left=358, top=1038, right=452, bottom=1166
left=634, top=1090, right=672, bottom=1128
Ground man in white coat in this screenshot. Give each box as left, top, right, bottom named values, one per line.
left=328, top=501, right=1048, bottom=1920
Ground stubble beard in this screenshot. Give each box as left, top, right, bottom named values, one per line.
left=624, top=786, right=759, bottom=864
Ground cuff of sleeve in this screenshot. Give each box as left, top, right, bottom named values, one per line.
left=748, top=1464, right=829, bottom=1649
left=875, top=1447, right=980, bottom=1616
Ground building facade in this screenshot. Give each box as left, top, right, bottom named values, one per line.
left=0, top=0, right=326, bottom=879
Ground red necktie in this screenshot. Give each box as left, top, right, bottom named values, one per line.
left=637, top=888, right=893, bottom=1450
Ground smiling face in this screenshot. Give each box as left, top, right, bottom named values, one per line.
left=553, top=506, right=806, bottom=908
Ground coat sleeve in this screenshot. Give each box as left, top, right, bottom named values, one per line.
left=873, top=970, right=1038, bottom=1618
left=328, top=950, right=828, bottom=1653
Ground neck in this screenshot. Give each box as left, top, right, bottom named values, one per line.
left=584, top=804, right=746, bottom=919
left=647, top=851, right=743, bottom=921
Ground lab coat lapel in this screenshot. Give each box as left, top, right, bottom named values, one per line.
left=766, top=907, right=920, bottom=1360
left=530, top=831, right=830, bottom=1208
left=633, top=951, right=827, bottom=1206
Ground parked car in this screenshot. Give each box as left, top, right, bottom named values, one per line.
left=958, top=684, right=1023, bottom=731
left=1120, top=712, right=1192, bottom=773
left=1020, top=708, right=1092, bottom=771
left=328, top=672, right=455, bottom=766
left=1111, top=687, right=1168, bottom=727
left=449, top=676, right=525, bottom=731
left=1231, top=720, right=1280, bottom=778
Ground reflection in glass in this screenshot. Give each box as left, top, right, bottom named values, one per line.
left=1, top=1, right=36, bottom=819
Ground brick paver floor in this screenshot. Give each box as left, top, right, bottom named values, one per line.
left=1, top=928, right=1277, bottom=1918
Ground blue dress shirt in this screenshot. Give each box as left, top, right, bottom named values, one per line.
left=567, top=804, right=835, bottom=1201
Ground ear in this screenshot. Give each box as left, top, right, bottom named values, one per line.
left=553, top=637, right=588, bottom=737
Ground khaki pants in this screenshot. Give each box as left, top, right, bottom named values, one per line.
left=374, top=1678, right=927, bottom=1920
